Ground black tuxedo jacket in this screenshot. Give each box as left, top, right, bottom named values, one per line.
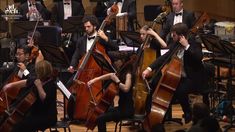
left=161, top=10, right=196, bottom=41
left=149, top=37, right=204, bottom=89
left=18, top=2, right=50, bottom=21
left=70, top=36, right=119, bottom=67
left=51, top=1, right=85, bottom=26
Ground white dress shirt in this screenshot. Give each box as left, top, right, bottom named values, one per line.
left=63, top=0, right=72, bottom=19
left=86, top=32, right=97, bottom=52
left=173, top=10, right=183, bottom=25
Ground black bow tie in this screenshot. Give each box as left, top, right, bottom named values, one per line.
left=88, top=36, right=95, bottom=40
left=64, top=2, right=70, bottom=5
left=175, top=12, right=182, bottom=16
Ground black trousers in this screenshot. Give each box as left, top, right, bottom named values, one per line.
left=12, top=114, right=57, bottom=132
left=97, top=107, right=133, bottom=132
left=174, top=77, right=194, bottom=115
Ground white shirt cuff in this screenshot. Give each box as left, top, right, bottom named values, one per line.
left=147, top=67, right=152, bottom=72
left=185, top=44, right=190, bottom=50
left=23, top=69, right=30, bottom=76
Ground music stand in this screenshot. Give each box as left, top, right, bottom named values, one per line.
left=37, top=26, right=62, bottom=47
left=10, top=21, right=44, bottom=38
left=119, top=31, right=141, bottom=49
left=39, top=45, right=69, bottom=69
left=62, top=16, right=84, bottom=33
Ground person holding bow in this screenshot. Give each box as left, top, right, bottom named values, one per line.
left=67, top=15, right=119, bottom=73
left=161, top=0, right=195, bottom=46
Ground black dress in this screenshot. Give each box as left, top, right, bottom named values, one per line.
left=12, top=76, right=57, bottom=132
left=97, top=72, right=134, bottom=132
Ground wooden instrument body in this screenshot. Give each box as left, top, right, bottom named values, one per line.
left=85, top=83, right=118, bottom=130
left=0, top=91, right=36, bottom=132
left=0, top=74, right=21, bottom=115
left=143, top=56, right=182, bottom=132
left=133, top=48, right=156, bottom=115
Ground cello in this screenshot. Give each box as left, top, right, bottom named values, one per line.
left=67, top=3, right=118, bottom=120
left=0, top=77, right=53, bottom=132
left=0, top=69, right=21, bottom=115
left=85, top=53, right=137, bottom=131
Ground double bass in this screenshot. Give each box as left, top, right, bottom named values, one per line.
left=143, top=44, right=182, bottom=132
left=67, top=4, right=118, bottom=120
left=133, top=10, right=170, bottom=115
left=143, top=11, right=210, bottom=131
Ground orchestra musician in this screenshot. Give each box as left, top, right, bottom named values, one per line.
left=142, top=23, right=204, bottom=124
left=87, top=55, right=135, bottom=132
left=161, top=0, right=195, bottom=46
left=51, top=0, right=85, bottom=26
left=51, top=0, right=85, bottom=60
left=18, top=0, right=51, bottom=21
left=14, top=44, right=35, bottom=80
left=140, top=25, right=167, bottom=57
left=67, top=15, right=119, bottom=73
left=106, top=0, right=137, bottom=31
left=3, top=60, right=57, bottom=132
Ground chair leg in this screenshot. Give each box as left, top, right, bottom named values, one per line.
left=119, top=120, right=122, bottom=132
left=114, top=121, right=119, bottom=132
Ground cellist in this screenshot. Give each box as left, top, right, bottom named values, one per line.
left=87, top=55, right=136, bottom=132
left=2, top=60, right=57, bottom=132
left=67, top=15, right=119, bottom=73
left=142, top=23, right=204, bottom=124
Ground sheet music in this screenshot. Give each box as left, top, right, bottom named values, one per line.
left=56, top=79, right=71, bottom=99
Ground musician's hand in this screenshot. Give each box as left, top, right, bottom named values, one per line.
left=2, top=83, right=12, bottom=92
left=98, top=30, right=108, bottom=42
left=110, top=73, right=120, bottom=84
left=142, top=68, right=151, bottom=79
left=17, top=63, right=26, bottom=71
left=179, top=35, right=189, bottom=48
left=87, top=79, right=96, bottom=87
left=67, top=66, right=75, bottom=73
left=34, top=79, right=42, bottom=86
left=146, top=28, right=156, bottom=36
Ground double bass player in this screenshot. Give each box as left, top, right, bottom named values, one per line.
left=142, top=23, right=204, bottom=124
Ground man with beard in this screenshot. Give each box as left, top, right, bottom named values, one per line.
left=67, top=15, right=119, bottom=73
left=142, top=23, right=204, bottom=124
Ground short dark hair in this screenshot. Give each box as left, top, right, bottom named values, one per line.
left=82, top=15, right=99, bottom=27
left=17, top=44, right=31, bottom=55
left=171, top=23, right=188, bottom=37
left=192, top=103, right=210, bottom=125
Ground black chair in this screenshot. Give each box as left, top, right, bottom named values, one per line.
left=114, top=114, right=145, bottom=132
left=48, top=120, right=71, bottom=132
